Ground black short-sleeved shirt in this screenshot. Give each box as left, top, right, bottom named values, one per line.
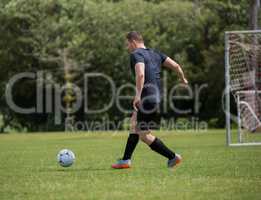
left=130, top=48, right=167, bottom=104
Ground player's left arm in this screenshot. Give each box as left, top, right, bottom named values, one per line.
left=133, top=62, right=145, bottom=111
left=163, top=57, right=188, bottom=84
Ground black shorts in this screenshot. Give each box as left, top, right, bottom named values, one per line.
left=137, top=103, right=161, bottom=131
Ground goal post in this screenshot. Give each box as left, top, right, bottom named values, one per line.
left=225, top=30, right=261, bottom=146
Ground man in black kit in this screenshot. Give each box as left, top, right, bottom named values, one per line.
left=112, top=31, right=188, bottom=169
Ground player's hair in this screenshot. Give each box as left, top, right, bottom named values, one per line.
left=126, top=31, right=144, bottom=43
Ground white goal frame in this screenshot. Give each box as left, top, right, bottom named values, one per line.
left=225, top=30, right=261, bottom=147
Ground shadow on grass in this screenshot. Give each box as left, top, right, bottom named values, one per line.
left=38, top=167, right=115, bottom=172
left=38, top=166, right=160, bottom=173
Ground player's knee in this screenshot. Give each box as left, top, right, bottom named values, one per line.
left=130, top=126, right=136, bottom=133
left=137, top=130, right=151, bottom=142
left=138, top=133, right=146, bottom=142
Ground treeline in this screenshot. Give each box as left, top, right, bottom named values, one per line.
left=0, top=0, right=253, bottom=132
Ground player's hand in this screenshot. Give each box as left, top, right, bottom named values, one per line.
left=133, top=95, right=141, bottom=111
left=181, top=77, right=188, bottom=85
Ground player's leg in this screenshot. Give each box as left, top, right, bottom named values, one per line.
left=137, top=103, right=182, bottom=168
left=122, top=111, right=139, bottom=160
left=138, top=130, right=181, bottom=168
left=111, top=112, right=139, bottom=169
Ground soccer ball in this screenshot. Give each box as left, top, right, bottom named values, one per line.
left=57, top=149, right=75, bottom=167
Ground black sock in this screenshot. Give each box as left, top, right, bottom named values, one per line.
left=122, top=133, right=139, bottom=160
left=149, top=138, right=175, bottom=160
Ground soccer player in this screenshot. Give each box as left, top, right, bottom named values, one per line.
left=112, top=31, right=188, bottom=169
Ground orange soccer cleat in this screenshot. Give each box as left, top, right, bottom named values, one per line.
left=167, top=153, right=182, bottom=168
left=111, top=159, right=131, bottom=169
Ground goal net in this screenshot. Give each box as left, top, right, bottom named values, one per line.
left=225, top=30, right=261, bottom=146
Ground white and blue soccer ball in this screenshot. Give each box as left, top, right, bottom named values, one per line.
left=57, top=149, right=75, bottom=167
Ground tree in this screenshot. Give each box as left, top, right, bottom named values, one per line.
left=0, top=0, right=252, bottom=131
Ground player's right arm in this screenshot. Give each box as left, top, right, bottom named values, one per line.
left=163, top=57, right=188, bottom=84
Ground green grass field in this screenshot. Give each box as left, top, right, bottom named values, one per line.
left=0, top=130, right=261, bottom=200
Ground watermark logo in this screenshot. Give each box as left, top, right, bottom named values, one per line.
left=5, top=71, right=209, bottom=132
